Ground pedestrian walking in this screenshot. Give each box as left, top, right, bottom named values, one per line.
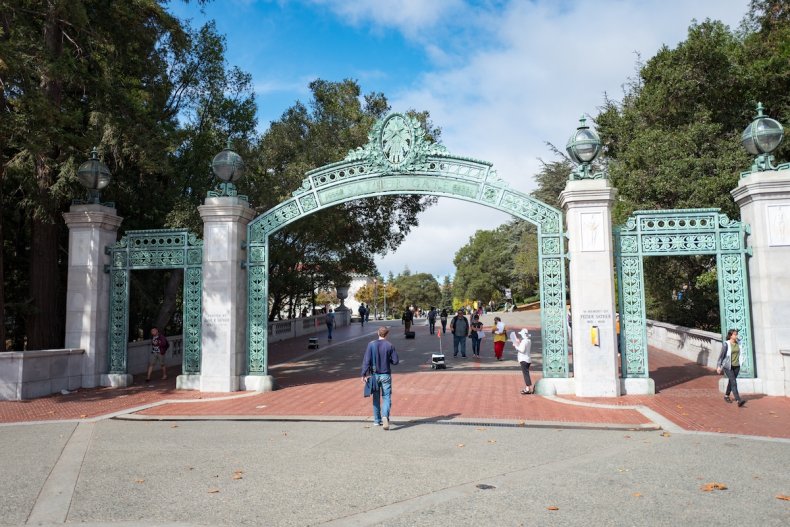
left=470, top=314, right=483, bottom=357
left=146, top=327, right=169, bottom=382
left=450, top=309, right=469, bottom=358
left=326, top=308, right=335, bottom=340
left=492, top=316, right=506, bottom=360
left=361, top=326, right=400, bottom=429
left=717, top=329, right=746, bottom=407
left=402, top=307, right=414, bottom=334
left=427, top=306, right=437, bottom=335
left=440, top=308, right=448, bottom=334
left=514, top=328, right=533, bottom=394
left=358, top=303, right=366, bottom=327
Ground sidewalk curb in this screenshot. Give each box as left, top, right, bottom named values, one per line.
left=112, top=412, right=661, bottom=432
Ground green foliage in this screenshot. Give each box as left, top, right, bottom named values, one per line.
left=597, top=4, right=790, bottom=329
left=0, top=1, right=257, bottom=344
left=390, top=271, right=440, bottom=310
left=248, top=79, right=439, bottom=319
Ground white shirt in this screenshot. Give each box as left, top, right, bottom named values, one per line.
left=515, top=336, right=531, bottom=363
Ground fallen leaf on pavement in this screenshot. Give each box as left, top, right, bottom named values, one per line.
left=700, top=482, right=728, bottom=492
left=487, top=439, right=497, bottom=444
left=776, top=494, right=790, bottom=501
left=457, top=443, right=465, bottom=448
left=475, top=427, right=486, bottom=431
left=660, top=432, right=671, bottom=437
left=170, top=425, right=179, bottom=428
left=623, top=435, right=631, bottom=439
left=135, top=479, right=145, bottom=484
left=632, top=493, right=642, bottom=497
left=208, top=489, right=220, bottom=494
left=79, top=414, right=87, bottom=418
left=232, top=474, right=243, bottom=480
left=547, top=506, right=559, bottom=511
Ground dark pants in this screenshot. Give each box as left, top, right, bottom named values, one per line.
left=453, top=335, right=467, bottom=357
left=428, top=320, right=436, bottom=334
left=520, top=361, right=532, bottom=387
left=441, top=319, right=447, bottom=333
left=470, top=334, right=481, bottom=355
left=724, top=366, right=741, bottom=402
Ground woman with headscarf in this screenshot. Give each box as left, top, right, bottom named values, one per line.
left=514, top=328, right=533, bottom=394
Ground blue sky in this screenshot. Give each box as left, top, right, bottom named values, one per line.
left=168, top=0, right=748, bottom=281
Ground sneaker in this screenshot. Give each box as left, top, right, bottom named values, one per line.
left=382, top=417, right=390, bottom=430
left=737, top=400, right=746, bottom=407
left=724, top=396, right=732, bottom=403
left=373, top=422, right=382, bottom=426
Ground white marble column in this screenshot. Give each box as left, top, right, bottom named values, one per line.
left=198, top=196, right=257, bottom=392
left=732, top=167, right=790, bottom=396
left=63, top=204, right=123, bottom=388
left=559, top=179, right=625, bottom=397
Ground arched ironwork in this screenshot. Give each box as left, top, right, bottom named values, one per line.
left=106, top=229, right=203, bottom=374
left=247, top=113, right=569, bottom=378
left=614, top=209, right=754, bottom=378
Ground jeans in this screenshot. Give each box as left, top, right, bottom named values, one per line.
left=428, top=320, right=436, bottom=334
left=453, top=335, right=467, bottom=357
left=723, top=366, right=741, bottom=402
left=372, top=374, right=392, bottom=423
left=326, top=323, right=333, bottom=339
left=470, top=335, right=481, bottom=355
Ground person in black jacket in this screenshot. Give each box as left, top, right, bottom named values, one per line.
left=450, top=310, right=469, bottom=358
left=402, top=307, right=414, bottom=334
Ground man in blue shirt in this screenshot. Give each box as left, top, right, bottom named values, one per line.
left=361, top=326, right=400, bottom=430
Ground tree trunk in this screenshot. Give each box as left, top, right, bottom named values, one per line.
left=155, top=270, right=183, bottom=332
left=26, top=215, right=63, bottom=349
left=0, top=179, right=5, bottom=350
left=27, top=6, right=65, bottom=350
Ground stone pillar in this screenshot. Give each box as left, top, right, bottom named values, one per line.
left=732, top=167, right=790, bottom=396
left=198, top=196, right=264, bottom=392
left=63, top=204, right=123, bottom=388
left=559, top=179, right=624, bottom=397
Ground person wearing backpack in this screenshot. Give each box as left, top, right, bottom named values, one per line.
left=361, top=326, right=400, bottom=430
left=146, top=326, right=169, bottom=382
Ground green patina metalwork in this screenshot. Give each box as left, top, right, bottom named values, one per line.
left=614, top=209, right=754, bottom=378
left=247, top=113, right=569, bottom=377
left=107, top=229, right=203, bottom=374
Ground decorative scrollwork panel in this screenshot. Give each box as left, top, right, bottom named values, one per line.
left=247, top=113, right=569, bottom=380
left=615, top=209, right=754, bottom=379
left=106, top=229, right=204, bottom=375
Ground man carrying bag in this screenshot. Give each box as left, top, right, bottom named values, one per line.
left=361, top=326, right=400, bottom=430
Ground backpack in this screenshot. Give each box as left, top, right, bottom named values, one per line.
left=157, top=335, right=170, bottom=355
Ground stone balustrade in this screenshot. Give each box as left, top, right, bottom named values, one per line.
left=646, top=319, right=722, bottom=369
left=0, top=348, right=85, bottom=400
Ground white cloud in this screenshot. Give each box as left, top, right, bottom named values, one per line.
left=308, top=0, right=465, bottom=37
left=373, top=0, right=747, bottom=279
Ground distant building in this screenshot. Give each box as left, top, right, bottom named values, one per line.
left=346, top=274, right=374, bottom=315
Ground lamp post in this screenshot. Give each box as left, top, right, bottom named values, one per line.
left=566, top=116, right=603, bottom=180
left=373, top=278, right=378, bottom=320
left=210, top=139, right=245, bottom=197
left=76, top=147, right=112, bottom=204
left=741, top=102, right=784, bottom=176
left=383, top=280, right=387, bottom=320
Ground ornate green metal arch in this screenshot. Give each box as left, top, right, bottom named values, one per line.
left=107, top=229, right=203, bottom=374
left=247, top=113, right=568, bottom=378
left=614, top=209, right=754, bottom=378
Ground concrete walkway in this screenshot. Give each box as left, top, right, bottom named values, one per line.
left=2, top=312, right=789, bottom=439
left=1, top=313, right=789, bottom=526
